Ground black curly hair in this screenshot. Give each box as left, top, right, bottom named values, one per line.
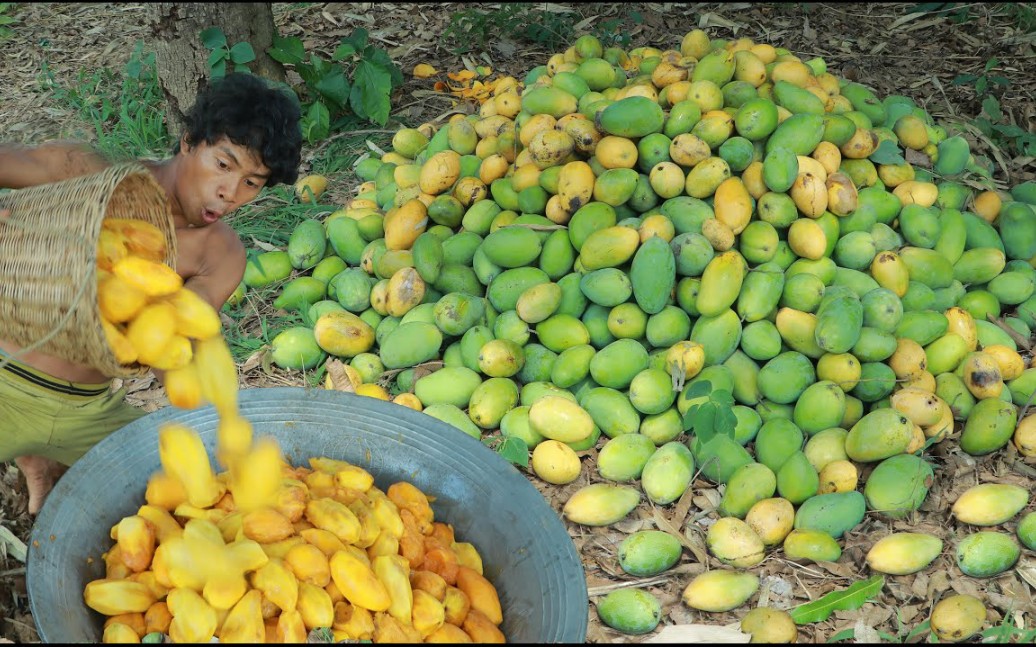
left=175, top=73, right=302, bottom=187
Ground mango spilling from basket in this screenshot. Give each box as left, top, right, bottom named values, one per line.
left=96, top=217, right=237, bottom=411
left=85, top=431, right=506, bottom=643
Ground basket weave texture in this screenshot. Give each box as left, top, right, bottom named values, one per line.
left=0, top=163, right=176, bottom=377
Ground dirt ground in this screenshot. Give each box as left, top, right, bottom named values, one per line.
left=1, top=2, right=1034, bottom=644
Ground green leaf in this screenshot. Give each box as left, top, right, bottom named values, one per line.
left=976, top=76, right=987, bottom=94
left=984, top=56, right=999, bottom=72
left=789, top=575, right=884, bottom=624
left=350, top=59, right=392, bottom=126
left=711, top=389, right=735, bottom=409
left=301, top=101, right=330, bottom=143
left=207, top=48, right=228, bottom=68
left=365, top=47, right=405, bottom=88
left=691, top=404, right=719, bottom=444
left=496, top=436, right=529, bottom=467
left=343, top=27, right=369, bottom=51
left=869, top=139, right=906, bottom=165
left=199, top=27, right=227, bottom=50
left=714, top=404, right=737, bottom=438
left=211, top=58, right=227, bottom=79
left=686, top=380, right=713, bottom=400
left=951, top=73, right=977, bottom=86
left=267, top=35, right=305, bottom=65
left=314, top=67, right=350, bottom=112
left=229, top=41, right=256, bottom=64
left=332, top=43, right=357, bottom=61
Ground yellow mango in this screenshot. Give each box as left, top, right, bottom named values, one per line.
left=167, top=587, right=219, bottom=643
left=85, top=579, right=157, bottom=616
left=158, top=423, right=223, bottom=509
left=165, top=288, right=221, bottom=340
left=306, top=498, right=361, bottom=544
left=112, top=256, right=183, bottom=297
left=329, top=549, right=392, bottom=613
left=383, top=198, right=428, bottom=251
left=98, top=273, right=148, bottom=324
left=251, top=558, right=299, bottom=612
left=101, top=319, right=139, bottom=366
left=333, top=601, right=375, bottom=640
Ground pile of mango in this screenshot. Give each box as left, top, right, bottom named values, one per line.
left=239, top=29, right=1036, bottom=635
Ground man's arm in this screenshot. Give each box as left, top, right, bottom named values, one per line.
left=182, top=223, right=248, bottom=313
left=0, top=142, right=109, bottom=189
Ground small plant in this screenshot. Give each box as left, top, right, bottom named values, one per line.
left=951, top=57, right=1035, bottom=160
left=199, top=27, right=257, bottom=79
left=442, top=3, right=577, bottom=54
left=267, top=27, right=403, bottom=144
left=594, top=9, right=644, bottom=49
left=0, top=2, right=18, bottom=40
left=39, top=40, right=173, bottom=159
left=483, top=434, right=529, bottom=468
left=680, top=380, right=737, bottom=446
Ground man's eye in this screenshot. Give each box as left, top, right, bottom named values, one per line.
left=218, top=160, right=229, bottom=169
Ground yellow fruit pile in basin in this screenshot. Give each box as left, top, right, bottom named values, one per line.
left=89, top=224, right=505, bottom=643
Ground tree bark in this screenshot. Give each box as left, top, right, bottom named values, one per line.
left=147, top=2, right=285, bottom=136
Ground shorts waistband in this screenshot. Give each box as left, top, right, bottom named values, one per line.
left=0, top=353, right=112, bottom=397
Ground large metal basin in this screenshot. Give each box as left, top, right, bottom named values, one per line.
left=27, top=386, right=588, bottom=642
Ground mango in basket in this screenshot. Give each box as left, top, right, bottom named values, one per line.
left=100, top=319, right=139, bottom=365
left=98, top=273, right=147, bottom=324
left=112, top=256, right=183, bottom=297
left=102, top=217, right=167, bottom=262
left=96, top=229, right=130, bottom=272
left=125, top=303, right=177, bottom=366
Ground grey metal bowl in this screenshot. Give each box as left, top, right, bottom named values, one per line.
left=27, top=386, right=588, bottom=643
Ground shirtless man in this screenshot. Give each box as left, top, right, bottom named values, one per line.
left=0, top=72, right=303, bottom=514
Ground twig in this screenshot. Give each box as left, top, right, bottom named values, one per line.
left=0, top=567, right=25, bottom=578
left=587, top=575, right=672, bottom=597
left=985, top=314, right=1033, bottom=352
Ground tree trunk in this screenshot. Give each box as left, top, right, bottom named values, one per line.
left=147, top=2, right=285, bottom=136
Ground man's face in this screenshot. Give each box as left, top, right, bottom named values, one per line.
left=174, top=135, right=271, bottom=227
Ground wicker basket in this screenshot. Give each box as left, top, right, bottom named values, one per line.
left=0, top=163, right=176, bottom=377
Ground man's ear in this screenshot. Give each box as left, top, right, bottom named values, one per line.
left=179, top=133, right=192, bottom=155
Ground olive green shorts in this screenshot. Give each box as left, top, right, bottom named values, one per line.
left=0, top=355, right=147, bottom=466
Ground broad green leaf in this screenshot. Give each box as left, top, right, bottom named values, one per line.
left=314, top=67, right=350, bottom=112
left=207, top=48, right=228, bottom=68
left=712, top=389, right=735, bottom=409
left=684, top=379, right=712, bottom=401
left=211, top=58, right=227, bottom=79
left=789, top=574, right=884, bottom=624
left=350, top=59, right=392, bottom=125
left=302, top=101, right=330, bottom=143
left=199, top=27, right=227, bottom=49
left=869, top=139, right=906, bottom=165
left=309, top=53, right=331, bottom=77
left=366, top=47, right=404, bottom=87
left=691, top=404, right=718, bottom=444
left=295, top=62, right=319, bottom=89
left=497, top=436, right=529, bottom=467
left=267, top=35, right=305, bottom=65
left=229, top=41, right=256, bottom=64
left=332, top=43, right=356, bottom=61
left=343, top=27, right=369, bottom=51
left=825, top=628, right=857, bottom=643
left=714, top=404, right=737, bottom=438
